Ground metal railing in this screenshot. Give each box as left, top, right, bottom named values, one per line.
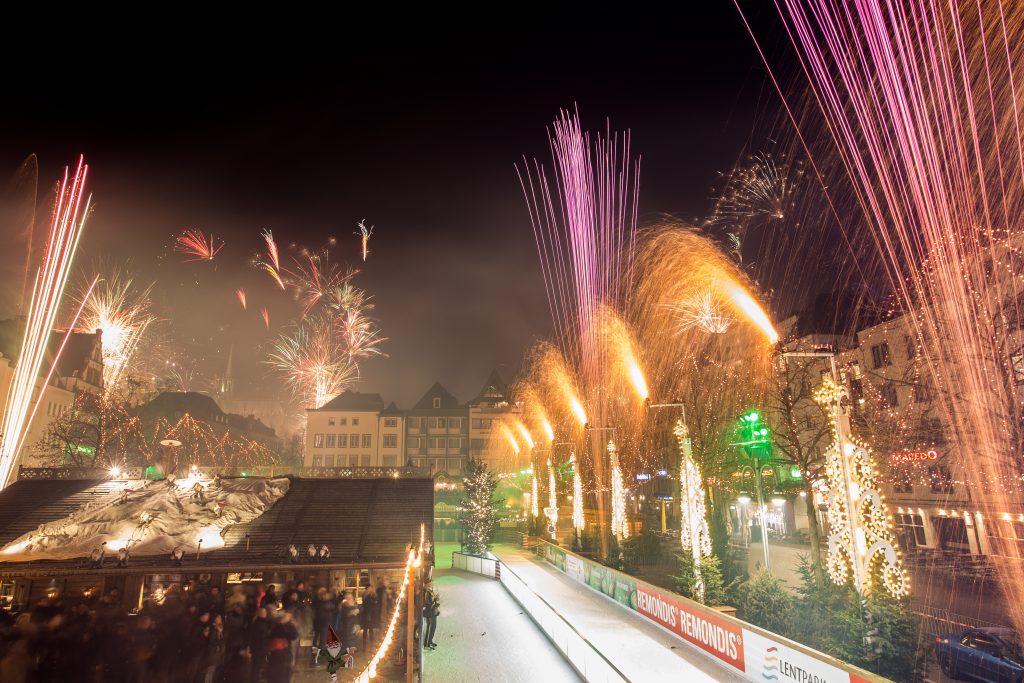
left=17, top=465, right=432, bottom=481
left=912, top=605, right=1010, bottom=636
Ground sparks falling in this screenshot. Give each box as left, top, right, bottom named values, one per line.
left=235, top=288, right=247, bottom=310
left=255, top=229, right=285, bottom=289
left=0, top=157, right=91, bottom=488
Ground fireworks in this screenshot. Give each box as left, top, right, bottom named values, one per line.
left=288, top=248, right=358, bottom=317
left=515, top=422, right=535, bottom=450
left=261, top=307, right=270, bottom=330
left=500, top=424, right=520, bottom=455
left=254, top=229, right=285, bottom=289
left=174, top=228, right=224, bottom=262
left=723, top=281, right=778, bottom=344
left=667, top=290, right=732, bottom=335
left=235, top=288, right=246, bottom=310
left=355, top=219, right=373, bottom=262
left=707, top=153, right=800, bottom=232
left=0, top=157, right=91, bottom=488
left=78, top=270, right=156, bottom=392
left=570, top=453, right=584, bottom=532
left=267, top=325, right=357, bottom=409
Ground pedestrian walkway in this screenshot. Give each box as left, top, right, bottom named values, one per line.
left=424, top=567, right=581, bottom=682
left=492, top=544, right=746, bottom=683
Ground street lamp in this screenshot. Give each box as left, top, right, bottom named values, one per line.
left=731, top=410, right=773, bottom=572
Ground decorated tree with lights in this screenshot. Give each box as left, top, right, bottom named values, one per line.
left=813, top=374, right=908, bottom=597
left=672, top=419, right=717, bottom=602
left=458, top=459, right=499, bottom=556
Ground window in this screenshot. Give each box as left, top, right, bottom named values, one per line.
left=929, top=465, right=954, bottom=493
left=312, top=455, right=323, bottom=467
left=871, top=342, right=891, bottom=369
left=383, top=434, right=397, bottom=448
left=361, top=455, right=371, bottom=466
left=353, top=417, right=360, bottom=426
left=448, top=438, right=461, bottom=449
left=384, top=418, right=397, bottom=428
left=880, top=383, right=898, bottom=407
left=472, top=418, right=492, bottom=430
left=408, top=417, right=421, bottom=429
left=339, top=417, right=348, bottom=426
left=905, top=335, right=917, bottom=360
left=431, top=417, right=446, bottom=429
left=314, top=434, right=324, bottom=448
left=351, top=434, right=359, bottom=448
left=471, top=438, right=486, bottom=450
left=362, top=434, right=372, bottom=448
left=324, top=455, right=335, bottom=467
left=326, top=434, right=336, bottom=448
left=447, top=458, right=462, bottom=473
left=1012, top=348, right=1024, bottom=384
left=431, top=457, right=444, bottom=471
left=328, top=417, right=336, bottom=426
left=433, top=398, right=441, bottom=409
left=335, top=455, right=346, bottom=467
left=448, top=418, right=463, bottom=430
left=407, top=437, right=421, bottom=449
left=383, top=455, right=398, bottom=466
left=897, top=514, right=926, bottom=546
left=338, top=434, right=348, bottom=448
left=429, top=437, right=446, bottom=449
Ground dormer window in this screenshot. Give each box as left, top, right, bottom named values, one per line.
left=433, top=398, right=441, bottom=409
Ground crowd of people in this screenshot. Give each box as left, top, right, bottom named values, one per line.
left=0, top=577, right=399, bottom=683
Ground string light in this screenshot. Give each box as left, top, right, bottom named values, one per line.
left=570, top=453, right=584, bottom=531
left=675, top=420, right=712, bottom=599
left=815, top=375, right=909, bottom=597
left=530, top=468, right=539, bottom=518
left=545, top=457, right=558, bottom=539
left=609, top=440, right=629, bottom=540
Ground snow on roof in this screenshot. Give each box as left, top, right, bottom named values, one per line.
left=0, top=476, right=289, bottom=561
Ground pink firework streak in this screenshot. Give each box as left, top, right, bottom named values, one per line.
left=0, top=157, right=91, bottom=488
left=236, top=288, right=247, bottom=310
left=175, top=228, right=224, bottom=262
left=261, top=307, right=270, bottom=329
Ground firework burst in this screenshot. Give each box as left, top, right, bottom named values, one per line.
left=267, top=325, right=357, bottom=409
left=78, top=269, right=157, bottom=392
left=667, top=290, right=732, bottom=335
left=174, top=228, right=224, bottom=262
left=235, top=288, right=246, bottom=310
left=707, top=153, right=801, bottom=234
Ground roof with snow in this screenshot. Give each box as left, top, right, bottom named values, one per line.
left=315, top=390, right=387, bottom=412
left=0, top=476, right=433, bottom=575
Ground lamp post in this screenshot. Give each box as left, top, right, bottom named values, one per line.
left=731, top=410, right=773, bottom=573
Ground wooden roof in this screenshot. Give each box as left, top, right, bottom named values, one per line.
left=0, top=476, right=433, bottom=576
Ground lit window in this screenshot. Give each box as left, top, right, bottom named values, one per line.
left=328, top=417, right=336, bottom=426
left=362, top=434, right=372, bottom=448
left=383, top=434, right=397, bottom=448
left=314, top=434, right=324, bottom=448
left=433, top=398, right=441, bottom=409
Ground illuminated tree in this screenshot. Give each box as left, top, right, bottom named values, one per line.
left=458, top=459, right=499, bottom=556
left=34, top=388, right=149, bottom=469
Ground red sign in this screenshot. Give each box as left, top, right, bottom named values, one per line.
left=635, top=583, right=745, bottom=671
left=890, top=449, right=938, bottom=464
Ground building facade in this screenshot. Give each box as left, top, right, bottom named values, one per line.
left=467, top=369, right=520, bottom=472
left=404, top=383, right=468, bottom=475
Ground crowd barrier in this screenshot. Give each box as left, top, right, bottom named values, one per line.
left=451, top=551, right=628, bottom=682
left=535, top=540, right=888, bottom=683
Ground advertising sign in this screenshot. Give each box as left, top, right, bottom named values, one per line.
left=635, top=583, right=745, bottom=671
left=566, top=554, right=585, bottom=583
left=743, top=629, right=856, bottom=683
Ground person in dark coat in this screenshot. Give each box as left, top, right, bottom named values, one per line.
left=259, top=585, right=277, bottom=610
left=337, top=593, right=359, bottom=652
left=265, top=612, right=298, bottom=683
left=359, top=589, right=379, bottom=648
left=313, top=590, right=338, bottom=652
left=247, top=608, right=271, bottom=683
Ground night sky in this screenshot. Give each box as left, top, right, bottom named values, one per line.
left=0, top=6, right=778, bottom=411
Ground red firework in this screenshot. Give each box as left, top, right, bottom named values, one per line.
left=174, top=228, right=224, bottom=262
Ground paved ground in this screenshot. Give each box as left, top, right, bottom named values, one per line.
left=492, top=544, right=746, bottom=683
left=423, top=567, right=580, bottom=682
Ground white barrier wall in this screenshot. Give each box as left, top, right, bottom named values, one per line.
left=451, top=552, right=628, bottom=682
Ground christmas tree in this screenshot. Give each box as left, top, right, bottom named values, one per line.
left=458, top=459, right=499, bottom=556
